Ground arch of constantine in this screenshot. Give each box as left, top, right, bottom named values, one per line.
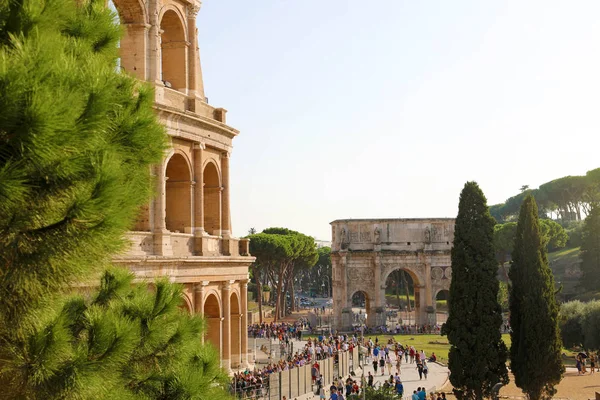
left=106, top=0, right=254, bottom=372
left=330, top=219, right=454, bottom=331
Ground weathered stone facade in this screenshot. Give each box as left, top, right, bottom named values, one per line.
left=107, top=0, right=254, bottom=372
left=330, top=219, right=454, bottom=330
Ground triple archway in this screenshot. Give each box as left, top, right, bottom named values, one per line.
left=348, top=267, right=450, bottom=328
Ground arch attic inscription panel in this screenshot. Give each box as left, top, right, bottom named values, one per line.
left=330, top=218, right=454, bottom=330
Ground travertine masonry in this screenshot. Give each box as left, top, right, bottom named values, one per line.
left=330, top=219, right=453, bottom=330
left=108, top=0, right=253, bottom=372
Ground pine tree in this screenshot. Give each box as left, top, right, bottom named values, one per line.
left=0, top=0, right=228, bottom=397
left=442, top=182, right=508, bottom=399
left=509, top=195, right=564, bottom=400
left=580, top=206, right=600, bottom=290
left=0, top=0, right=166, bottom=328
left=1, top=269, right=228, bottom=399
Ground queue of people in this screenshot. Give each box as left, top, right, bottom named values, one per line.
left=247, top=320, right=309, bottom=341
left=233, top=328, right=445, bottom=399
left=232, top=332, right=356, bottom=398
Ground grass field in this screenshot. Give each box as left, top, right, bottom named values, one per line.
left=307, top=333, right=580, bottom=367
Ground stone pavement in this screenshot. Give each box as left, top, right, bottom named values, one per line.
left=241, top=336, right=449, bottom=399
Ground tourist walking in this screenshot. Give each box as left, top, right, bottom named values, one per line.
left=416, top=359, right=424, bottom=380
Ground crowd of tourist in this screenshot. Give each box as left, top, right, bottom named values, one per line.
left=576, top=352, right=599, bottom=375
left=351, top=323, right=443, bottom=335
left=231, top=331, right=357, bottom=398
left=247, top=320, right=309, bottom=341
left=231, top=326, right=445, bottom=399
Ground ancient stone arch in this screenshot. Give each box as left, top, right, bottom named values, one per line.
left=203, top=161, right=222, bottom=236
left=160, top=9, right=188, bottom=91
left=165, top=152, right=192, bottom=233
left=331, top=219, right=454, bottom=330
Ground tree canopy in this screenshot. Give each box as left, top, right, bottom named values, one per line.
left=491, top=168, right=600, bottom=223
left=248, top=228, right=318, bottom=320
left=579, top=206, right=600, bottom=291
left=0, top=0, right=166, bottom=329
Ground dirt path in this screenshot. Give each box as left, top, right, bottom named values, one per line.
left=440, top=368, right=600, bottom=399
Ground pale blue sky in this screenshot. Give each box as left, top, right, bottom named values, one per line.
left=197, top=1, right=600, bottom=241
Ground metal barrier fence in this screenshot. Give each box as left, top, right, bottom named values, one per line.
left=232, top=347, right=361, bottom=399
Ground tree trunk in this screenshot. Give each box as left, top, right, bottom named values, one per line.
left=256, top=271, right=263, bottom=324
left=395, top=270, right=400, bottom=308
left=274, top=264, right=287, bottom=322
left=282, top=272, right=290, bottom=316
left=289, top=272, right=296, bottom=313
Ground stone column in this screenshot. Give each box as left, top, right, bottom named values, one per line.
left=193, top=143, right=205, bottom=235
left=240, top=280, right=249, bottom=366
left=121, top=23, right=149, bottom=80
left=194, top=281, right=208, bottom=343
left=221, top=152, right=231, bottom=237
left=147, top=0, right=161, bottom=84
left=186, top=5, right=200, bottom=96
left=221, top=281, right=232, bottom=372
left=153, top=163, right=172, bottom=255
left=415, top=285, right=427, bottom=326
left=194, top=282, right=205, bottom=314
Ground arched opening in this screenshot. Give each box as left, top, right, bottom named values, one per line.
left=203, top=162, right=221, bottom=235
left=384, top=269, right=416, bottom=326
left=350, top=291, right=370, bottom=327
left=203, top=293, right=221, bottom=353
left=179, top=294, right=193, bottom=314
left=435, top=289, right=450, bottom=324
left=160, top=10, right=187, bottom=91
left=230, top=292, right=241, bottom=367
left=107, top=0, right=147, bottom=79
left=165, top=153, right=192, bottom=233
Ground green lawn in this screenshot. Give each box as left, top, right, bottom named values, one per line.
left=308, top=333, right=579, bottom=367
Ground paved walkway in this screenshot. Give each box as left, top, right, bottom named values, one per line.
left=242, top=336, right=449, bottom=399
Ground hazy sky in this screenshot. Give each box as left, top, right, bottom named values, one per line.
left=197, top=1, right=600, bottom=241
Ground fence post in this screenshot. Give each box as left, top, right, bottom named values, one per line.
left=279, top=371, right=282, bottom=400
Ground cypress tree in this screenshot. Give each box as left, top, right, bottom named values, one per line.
left=580, top=206, right=600, bottom=291
left=509, top=195, right=564, bottom=400
left=442, top=182, right=508, bottom=399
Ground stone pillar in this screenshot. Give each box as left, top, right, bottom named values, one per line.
left=424, top=263, right=433, bottom=308
left=333, top=253, right=346, bottom=331
left=186, top=5, right=200, bottom=96
left=221, top=281, right=232, bottom=372
left=240, top=280, right=249, bottom=366
left=153, top=163, right=172, bottom=255
left=121, top=23, right=149, bottom=80
left=194, top=281, right=206, bottom=314
left=147, top=0, right=161, bottom=84
left=415, top=285, right=428, bottom=326
left=193, top=143, right=205, bottom=235
left=221, top=152, right=231, bottom=237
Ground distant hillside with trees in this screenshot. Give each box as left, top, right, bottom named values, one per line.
left=489, top=167, right=600, bottom=302
left=490, top=168, right=600, bottom=223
